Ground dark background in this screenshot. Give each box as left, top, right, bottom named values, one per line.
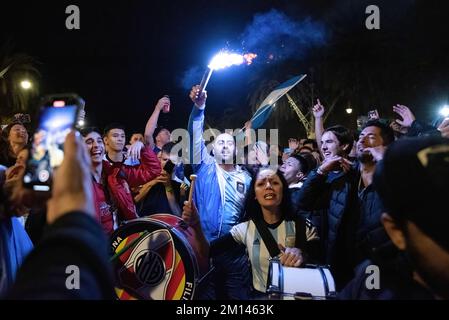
left=1, top=0, right=449, bottom=147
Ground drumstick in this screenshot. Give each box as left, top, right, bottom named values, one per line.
left=285, top=236, right=296, bottom=248
left=188, top=174, right=197, bottom=205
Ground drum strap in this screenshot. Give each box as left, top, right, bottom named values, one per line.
left=252, top=218, right=281, bottom=258
left=253, top=218, right=309, bottom=258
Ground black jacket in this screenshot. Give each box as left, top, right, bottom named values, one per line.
left=8, top=212, right=115, bottom=300
left=290, top=186, right=326, bottom=263
left=407, top=120, right=440, bottom=137
left=339, top=243, right=435, bottom=300
left=355, top=181, right=388, bottom=263
left=297, top=168, right=360, bottom=289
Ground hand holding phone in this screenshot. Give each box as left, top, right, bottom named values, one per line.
left=367, top=109, right=380, bottom=120
left=23, top=94, right=83, bottom=192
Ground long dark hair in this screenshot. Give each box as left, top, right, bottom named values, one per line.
left=242, top=166, right=295, bottom=222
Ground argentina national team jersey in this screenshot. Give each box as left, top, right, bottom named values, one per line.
left=230, top=220, right=318, bottom=293
left=218, top=167, right=251, bottom=236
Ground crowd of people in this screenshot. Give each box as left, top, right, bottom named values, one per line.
left=0, top=85, right=448, bottom=300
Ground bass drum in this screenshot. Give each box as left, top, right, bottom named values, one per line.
left=110, top=214, right=209, bottom=300
left=267, top=259, right=336, bottom=300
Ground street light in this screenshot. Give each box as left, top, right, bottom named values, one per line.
left=439, top=105, right=449, bottom=118
left=346, top=108, right=353, bottom=114
left=20, top=80, right=32, bottom=90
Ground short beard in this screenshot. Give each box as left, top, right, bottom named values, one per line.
left=218, top=155, right=234, bottom=165
left=357, top=151, right=374, bottom=164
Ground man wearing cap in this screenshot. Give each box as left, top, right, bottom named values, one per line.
left=340, top=135, right=449, bottom=299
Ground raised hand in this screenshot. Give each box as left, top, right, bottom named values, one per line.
left=312, top=99, right=325, bottom=119
left=189, top=85, right=207, bottom=108
left=393, top=104, right=416, bottom=128
left=437, top=118, right=449, bottom=138
left=155, top=96, right=170, bottom=112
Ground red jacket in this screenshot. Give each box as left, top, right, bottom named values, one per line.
left=92, top=179, right=115, bottom=235
left=107, top=146, right=162, bottom=188
left=93, top=146, right=161, bottom=234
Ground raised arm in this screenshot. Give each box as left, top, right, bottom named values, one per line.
left=313, top=99, right=325, bottom=151
left=187, top=85, right=213, bottom=171
left=244, top=121, right=253, bottom=146
left=144, top=96, right=170, bottom=148
left=393, top=104, right=441, bottom=137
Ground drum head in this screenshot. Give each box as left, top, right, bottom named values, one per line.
left=267, top=261, right=336, bottom=299
left=110, top=216, right=198, bottom=300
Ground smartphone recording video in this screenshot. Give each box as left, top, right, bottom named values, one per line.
left=163, top=160, right=175, bottom=174
left=367, top=109, right=380, bottom=120
left=23, top=94, right=82, bottom=192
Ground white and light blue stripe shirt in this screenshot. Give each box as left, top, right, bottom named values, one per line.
left=230, top=219, right=317, bottom=292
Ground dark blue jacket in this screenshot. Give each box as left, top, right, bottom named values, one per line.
left=407, top=120, right=440, bottom=137
left=290, top=186, right=326, bottom=263
left=297, top=168, right=359, bottom=289
left=355, top=182, right=388, bottom=263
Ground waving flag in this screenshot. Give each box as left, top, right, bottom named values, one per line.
left=249, top=74, right=307, bottom=129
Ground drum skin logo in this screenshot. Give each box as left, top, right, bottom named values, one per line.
left=135, top=250, right=165, bottom=286
left=111, top=222, right=197, bottom=300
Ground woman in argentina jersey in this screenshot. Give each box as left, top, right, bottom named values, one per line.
left=182, top=167, right=320, bottom=295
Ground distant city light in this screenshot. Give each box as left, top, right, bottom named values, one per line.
left=20, top=80, right=32, bottom=90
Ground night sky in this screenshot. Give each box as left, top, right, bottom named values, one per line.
left=2, top=0, right=449, bottom=146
